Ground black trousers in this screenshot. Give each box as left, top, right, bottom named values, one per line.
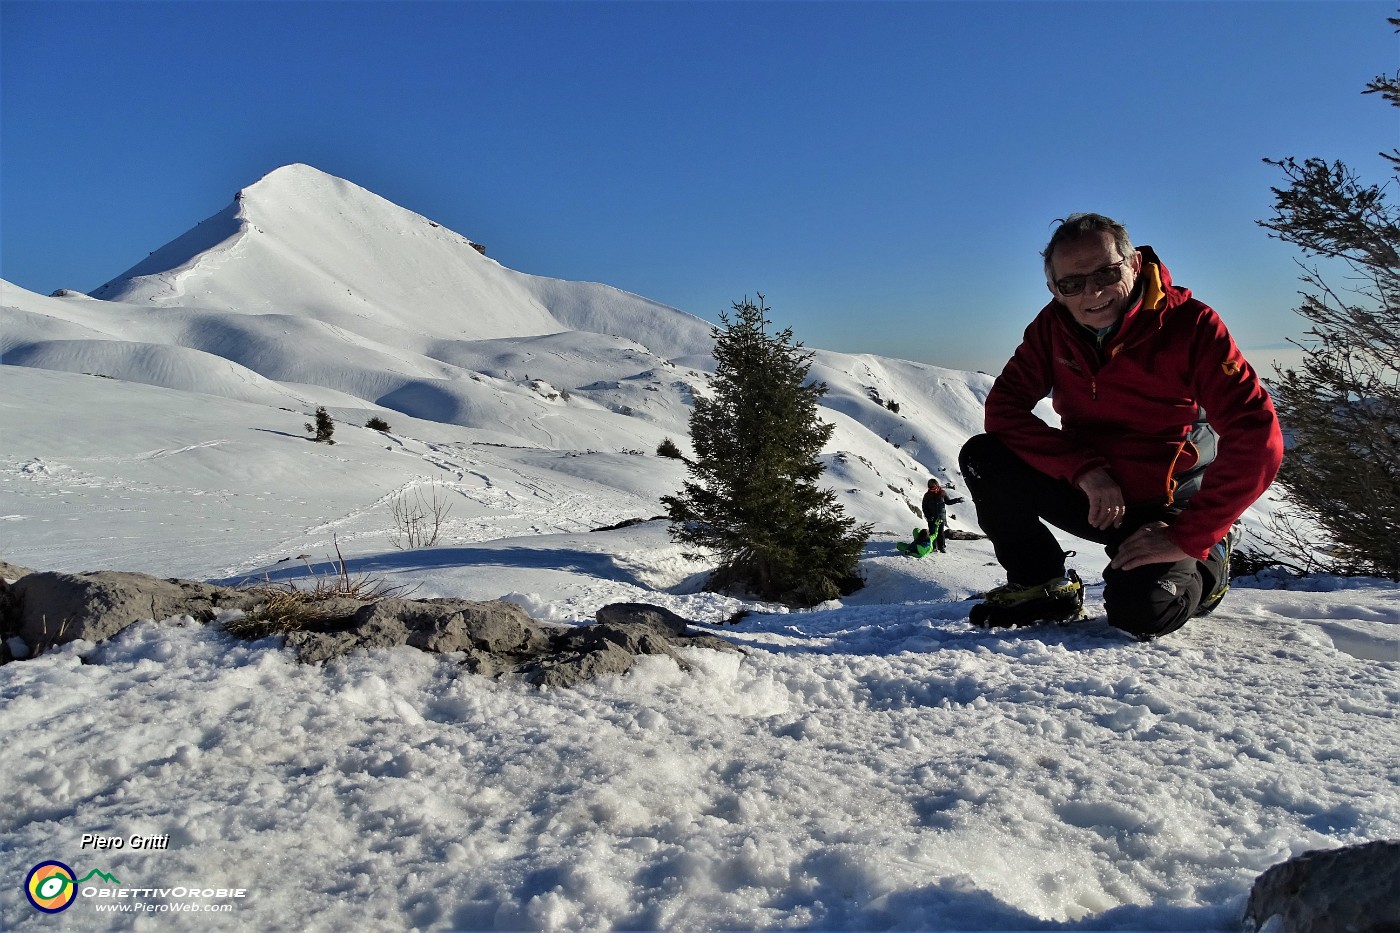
left=923, top=516, right=948, bottom=551
left=959, top=433, right=1223, bottom=640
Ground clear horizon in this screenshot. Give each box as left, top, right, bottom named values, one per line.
left=1, top=0, right=1393, bottom=372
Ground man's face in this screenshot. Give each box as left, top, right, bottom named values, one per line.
left=1046, top=231, right=1141, bottom=330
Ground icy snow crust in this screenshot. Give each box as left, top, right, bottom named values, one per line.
left=1, top=164, right=1397, bottom=930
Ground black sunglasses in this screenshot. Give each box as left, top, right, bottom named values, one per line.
left=1054, top=259, right=1126, bottom=296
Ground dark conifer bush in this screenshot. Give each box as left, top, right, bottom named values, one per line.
left=306, top=407, right=336, bottom=444
left=365, top=416, right=391, bottom=432
left=656, top=437, right=684, bottom=459
left=662, top=296, right=870, bottom=606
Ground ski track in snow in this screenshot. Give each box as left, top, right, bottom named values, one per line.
left=0, top=437, right=644, bottom=582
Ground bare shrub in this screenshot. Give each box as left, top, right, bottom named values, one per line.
left=390, top=481, right=453, bottom=549
left=19, top=616, right=70, bottom=660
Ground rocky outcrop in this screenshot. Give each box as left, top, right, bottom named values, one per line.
left=0, top=562, right=34, bottom=642
left=1244, top=839, right=1400, bottom=933
left=286, top=598, right=552, bottom=670
left=9, top=570, right=258, bottom=647
left=0, top=565, right=740, bottom=686
left=287, top=598, right=740, bottom=687
left=0, top=560, right=34, bottom=582
left=530, top=602, right=742, bottom=687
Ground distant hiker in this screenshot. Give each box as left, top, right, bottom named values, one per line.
left=896, top=527, right=934, bottom=558
left=960, top=213, right=1282, bottom=638
left=922, top=479, right=949, bottom=553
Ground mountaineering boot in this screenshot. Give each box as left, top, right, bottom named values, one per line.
left=970, top=570, right=1085, bottom=628
left=1193, top=524, right=1241, bottom=617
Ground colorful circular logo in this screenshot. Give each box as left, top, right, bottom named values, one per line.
left=25, top=861, right=77, bottom=913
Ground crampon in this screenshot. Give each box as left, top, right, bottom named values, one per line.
left=969, top=570, right=1085, bottom=628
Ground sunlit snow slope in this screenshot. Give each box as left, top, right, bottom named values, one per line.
left=2, top=163, right=1005, bottom=545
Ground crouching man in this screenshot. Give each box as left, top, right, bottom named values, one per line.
left=959, top=213, right=1283, bottom=640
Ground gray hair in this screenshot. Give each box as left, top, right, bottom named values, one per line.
left=1041, top=213, right=1134, bottom=280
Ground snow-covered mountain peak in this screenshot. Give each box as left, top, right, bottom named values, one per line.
left=89, top=162, right=568, bottom=343
left=83, top=163, right=717, bottom=358
left=236, top=162, right=377, bottom=208
left=231, top=163, right=483, bottom=260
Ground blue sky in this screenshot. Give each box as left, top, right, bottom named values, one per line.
left=1, top=1, right=1394, bottom=372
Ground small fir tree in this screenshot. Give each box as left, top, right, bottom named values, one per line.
left=662, top=296, right=870, bottom=605
left=656, top=437, right=684, bottom=459
left=1256, top=14, right=1400, bottom=579
left=306, top=407, right=336, bottom=444
left=365, top=416, right=391, bottom=432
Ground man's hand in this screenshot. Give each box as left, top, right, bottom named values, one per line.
left=1076, top=467, right=1126, bottom=529
left=1111, top=521, right=1192, bottom=571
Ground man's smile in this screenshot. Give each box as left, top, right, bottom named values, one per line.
left=1081, top=297, right=1118, bottom=319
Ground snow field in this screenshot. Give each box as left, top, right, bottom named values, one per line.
left=3, top=559, right=1395, bottom=930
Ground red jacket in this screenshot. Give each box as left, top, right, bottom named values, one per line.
left=985, top=246, right=1283, bottom=560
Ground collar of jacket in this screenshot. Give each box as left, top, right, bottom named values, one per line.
left=1136, top=244, right=1171, bottom=318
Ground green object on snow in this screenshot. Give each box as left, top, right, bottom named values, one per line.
left=897, top=527, right=934, bottom=558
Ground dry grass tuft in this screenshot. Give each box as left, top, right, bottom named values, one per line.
left=227, top=536, right=413, bottom=639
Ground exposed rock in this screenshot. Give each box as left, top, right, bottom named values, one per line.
left=287, top=598, right=551, bottom=669
left=0, top=566, right=740, bottom=687
left=0, top=560, right=35, bottom=583
left=10, top=570, right=257, bottom=647
left=1244, top=839, right=1400, bottom=933
left=526, top=602, right=743, bottom=688
left=289, top=598, right=741, bottom=687
left=0, top=562, right=36, bottom=661
left=594, top=602, right=692, bottom=634
left=590, top=516, right=666, bottom=533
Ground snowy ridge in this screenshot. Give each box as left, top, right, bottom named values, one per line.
left=509, top=271, right=715, bottom=360
left=91, top=197, right=247, bottom=304
left=1, top=339, right=304, bottom=409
